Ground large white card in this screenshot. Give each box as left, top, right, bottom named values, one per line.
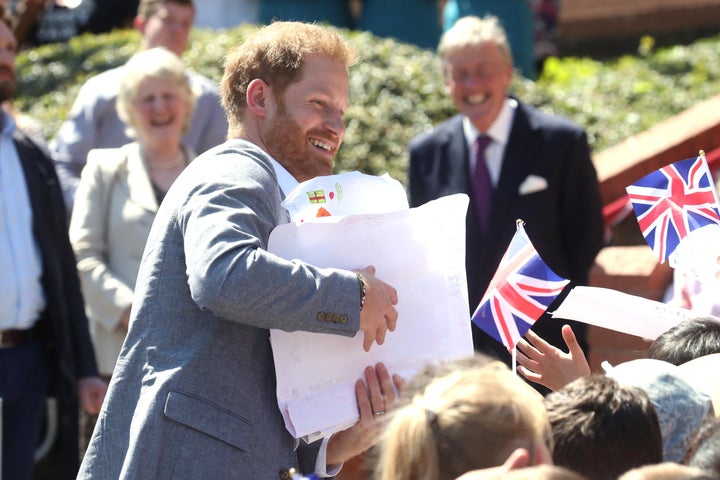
left=268, top=192, right=474, bottom=441
left=552, top=286, right=695, bottom=340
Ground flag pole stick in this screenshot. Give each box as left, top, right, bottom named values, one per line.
left=511, top=346, right=517, bottom=376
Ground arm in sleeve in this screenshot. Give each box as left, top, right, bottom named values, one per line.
left=69, top=153, right=134, bottom=332
left=559, top=128, right=605, bottom=285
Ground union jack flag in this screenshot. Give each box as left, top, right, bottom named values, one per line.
left=471, top=221, right=570, bottom=351
left=625, top=154, right=720, bottom=263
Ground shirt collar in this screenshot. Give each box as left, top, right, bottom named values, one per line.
left=0, top=110, right=16, bottom=137
left=268, top=157, right=299, bottom=196
left=462, top=97, right=517, bottom=146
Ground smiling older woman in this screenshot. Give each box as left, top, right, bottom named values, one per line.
left=69, top=46, right=197, bottom=451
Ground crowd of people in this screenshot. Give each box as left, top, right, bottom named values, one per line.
left=0, top=0, right=718, bottom=479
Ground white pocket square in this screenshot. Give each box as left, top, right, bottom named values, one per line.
left=518, top=174, right=548, bottom=195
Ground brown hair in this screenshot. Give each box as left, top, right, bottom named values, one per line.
left=220, top=21, right=356, bottom=138
left=545, top=375, right=663, bottom=480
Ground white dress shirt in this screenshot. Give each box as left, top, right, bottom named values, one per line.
left=268, top=156, right=340, bottom=478
left=0, top=112, right=45, bottom=329
left=463, top=97, right=518, bottom=186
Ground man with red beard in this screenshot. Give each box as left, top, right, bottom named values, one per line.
left=409, top=15, right=604, bottom=370
left=0, top=6, right=106, bottom=480
left=79, top=21, right=400, bottom=479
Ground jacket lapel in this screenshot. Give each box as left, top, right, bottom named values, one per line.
left=487, top=102, right=540, bottom=235
left=124, top=142, right=158, bottom=213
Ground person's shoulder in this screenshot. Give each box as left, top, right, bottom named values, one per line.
left=13, top=128, right=52, bottom=158
left=191, top=139, right=272, bottom=173
left=75, top=65, right=124, bottom=99
left=81, top=65, right=124, bottom=86
left=178, top=140, right=278, bottom=201
left=86, top=143, right=132, bottom=172
left=187, top=70, right=220, bottom=95
left=517, top=99, right=585, bottom=134
left=409, top=115, right=463, bottom=150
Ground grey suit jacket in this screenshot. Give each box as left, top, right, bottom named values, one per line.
left=78, top=139, right=362, bottom=479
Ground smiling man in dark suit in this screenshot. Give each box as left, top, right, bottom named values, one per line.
left=409, top=15, right=604, bottom=363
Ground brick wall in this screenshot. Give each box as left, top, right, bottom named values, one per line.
left=560, top=0, right=720, bottom=48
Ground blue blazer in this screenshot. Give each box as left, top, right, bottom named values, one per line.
left=409, top=99, right=604, bottom=357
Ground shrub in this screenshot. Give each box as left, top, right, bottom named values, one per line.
left=14, top=26, right=720, bottom=187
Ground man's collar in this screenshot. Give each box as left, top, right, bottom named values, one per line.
left=0, top=110, right=15, bottom=136
left=268, top=157, right=299, bottom=196
left=462, top=97, right=518, bottom=145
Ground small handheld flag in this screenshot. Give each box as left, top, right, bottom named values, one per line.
left=625, top=153, right=720, bottom=263
left=471, top=220, right=570, bottom=351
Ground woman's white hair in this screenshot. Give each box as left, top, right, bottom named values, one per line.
left=117, top=46, right=197, bottom=138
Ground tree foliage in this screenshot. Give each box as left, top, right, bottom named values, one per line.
left=14, top=26, right=720, bottom=186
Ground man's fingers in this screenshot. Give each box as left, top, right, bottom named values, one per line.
left=365, top=366, right=386, bottom=415
left=355, top=379, right=373, bottom=424
left=375, top=362, right=396, bottom=404
left=375, top=325, right=387, bottom=346
left=358, top=265, right=376, bottom=276
left=362, top=331, right=374, bottom=352
left=387, top=284, right=398, bottom=305
left=385, top=306, right=398, bottom=331
left=393, top=373, right=406, bottom=392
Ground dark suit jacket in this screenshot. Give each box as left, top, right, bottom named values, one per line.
left=15, top=130, right=99, bottom=393
left=409, top=99, right=604, bottom=359
left=15, top=129, right=99, bottom=478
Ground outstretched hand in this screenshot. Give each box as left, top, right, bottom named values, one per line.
left=355, top=266, right=398, bottom=351
left=515, top=325, right=591, bottom=392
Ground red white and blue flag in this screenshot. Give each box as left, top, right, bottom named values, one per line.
left=471, top=221, right=570, bottom=351
left=625, top=154, right=720, bottom=263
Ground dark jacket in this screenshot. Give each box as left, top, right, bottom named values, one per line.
left=409, top=99, right=605, bottom=359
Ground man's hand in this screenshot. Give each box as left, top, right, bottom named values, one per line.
left=355, top=266, right=398, bottom=352
left=78, top=376, right=108, bottom=415
left=515, top=325, right=591, bottom=392
left=118, top=305, right=132, bottom=332
left=326, top=362, right=402, bottom=466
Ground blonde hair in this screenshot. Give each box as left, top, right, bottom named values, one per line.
left=117, top=47, right=196, bottom=139
left=374, top=361, right=551, bottom=480
left=220, top=21, right=357, bottom=138
left=438, top=15, right=513, bottom=68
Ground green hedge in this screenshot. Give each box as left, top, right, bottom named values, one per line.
left=14, top=27, right=720, bottom=186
